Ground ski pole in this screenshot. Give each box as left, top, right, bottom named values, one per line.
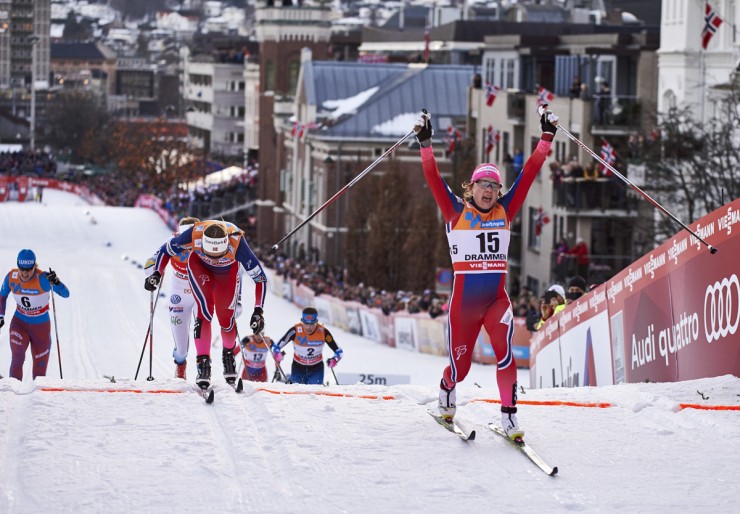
left=271, top=129, right=417, bottom=252
left=147, top=286, right=155, bottom=381
left=553, top=117, right=718, bottom=254
left=135, top=279, right=163, bottom=380
left=258, top=332, right=291, bottom=384
left=329, top=364, right=339, bottom=386
left=50, top=287, right=63, bottom=379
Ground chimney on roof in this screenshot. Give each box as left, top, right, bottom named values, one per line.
left=399, top=0, right=405, bottom=31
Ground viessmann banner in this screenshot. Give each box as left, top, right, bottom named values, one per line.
left=531, top=199, right=740, bottom=387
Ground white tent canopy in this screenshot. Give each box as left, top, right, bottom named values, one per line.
left=181, top=165, right=247, bottom=190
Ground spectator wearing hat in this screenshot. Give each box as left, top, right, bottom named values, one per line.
left=547, top=284, right=566, bottom=308
left=271, top=307, right=344, bottom=385
left=0, top=249, right=70, bottom=380
left=566, top=276, right=588, bottom=304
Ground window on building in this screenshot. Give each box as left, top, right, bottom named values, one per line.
left=527, top=206, right=541, bottom=250
left=264, top=60, right=274, bottom=92
left=288, top=60, right=300, bottom=95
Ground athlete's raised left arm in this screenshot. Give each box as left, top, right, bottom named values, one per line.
left=499, top=106, right=558, bottom=220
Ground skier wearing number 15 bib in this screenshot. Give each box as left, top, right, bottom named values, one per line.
left=414, top=105, right=559, bottom=440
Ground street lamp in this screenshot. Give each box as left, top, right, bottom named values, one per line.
left=29, top=35, right=39, bottom=151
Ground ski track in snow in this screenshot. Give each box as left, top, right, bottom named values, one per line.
left=0, top=190, right=738, bottom=513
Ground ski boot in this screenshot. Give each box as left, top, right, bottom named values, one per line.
left=222, top=347, right=237, bottom=385
left=174, top=360, right=187, bottom=380
left=195, top=355, right=212, bottom=390
left=501, top=406, right=524, bottom=440
left=438, top=379, right=456, bottom=422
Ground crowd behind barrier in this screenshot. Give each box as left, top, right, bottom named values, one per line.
left=0, top=175, right=104, bottom=205
left=0, top=150, right=57, bottom=176
left=530, top=199, right=740, bottom=389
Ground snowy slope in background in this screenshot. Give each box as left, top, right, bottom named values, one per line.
left=0, top=191, right=737, bottom=513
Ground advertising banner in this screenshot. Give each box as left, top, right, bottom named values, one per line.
left=359, top=310, right=382, bottom=343
left=557, top=284, right=613, bottom=387
left=313, top=297, right=332, bottom=325
left=327, top=298, right=349, bottom=331
left=532, top=199, right=740, bottom=388
left=0, top=175, right=7, bottom=202
left=416, top=317, right=448, bottom=356
left=16, top=176, right=29, bottom=202
left=529, top=318, right=561, bottom=389
left=394, top=316, right=418, bottom=352
left=345, top=303, right=363, bottom=335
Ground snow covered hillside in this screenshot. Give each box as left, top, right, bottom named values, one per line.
left=0, top=190, right=737, bottom=513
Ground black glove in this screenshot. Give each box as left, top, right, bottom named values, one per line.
left=144, top=270, right=161, bottom=292
left=0, top=315, right=4, bottom=330
left=46, top=269, right=61, bottom=286
left=539, top=104, right=559, bottom=136
left=414, top=110, right=433, bottom=147
left=250, top=307, right=265, bottom=333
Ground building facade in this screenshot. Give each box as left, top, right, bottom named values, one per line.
left=253, top=0, right=332, bottom=245
left=658, top=0, right=739, bottom=120
left=182, top=49, right=245, bottom=157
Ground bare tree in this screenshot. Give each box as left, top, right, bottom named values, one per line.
left=45, top=91, right=110, bottom=162
left=643, top=88, right=740, bottom=240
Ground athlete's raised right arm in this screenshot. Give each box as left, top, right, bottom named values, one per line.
left=416, top=111, right=463, bottom=223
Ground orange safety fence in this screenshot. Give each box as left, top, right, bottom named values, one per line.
left=255, top=388, right=395, bottom=401
left=40, top=387, right=183, bottom=395
left=470, top=398, right=613, bottom=408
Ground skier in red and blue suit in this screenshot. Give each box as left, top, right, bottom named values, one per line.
left=145, top=220, right=267, bottom=390
left=0, top=249, right=70, bottom=380
left=414, top=105, right=559, bottom=439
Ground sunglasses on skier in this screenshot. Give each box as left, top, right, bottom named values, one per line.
left=475, top=180, right=500, bottom=190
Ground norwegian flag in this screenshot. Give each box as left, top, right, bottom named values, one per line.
left=537, top=86, right=555, bottom=107
left=485, top=125, right=500, bottom=157
left=534, top=208, right=551, bottom=237
left=444, top=126, right=461, bottom=158
left=702, top=2, right=723, bottom=49
left=290, top=122, right=304, bottom=139
left=485, top=82, right=499, bottom=107
left=600, top=139, right=616, bottom=176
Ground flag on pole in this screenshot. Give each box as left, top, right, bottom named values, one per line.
left=485, top=125, right=500, bottom=157
left=702, top=2, right=723, bottom=49
left=485, top=82, right=499, bottom=107
left=537, top=86, right=555, bottom=107
left=600, top=139, right=616, bottom=176
left=444, top=126, right=461, bottom=158
left=290, top=122, right=303, bottom=139
left=534, top=208, right=551, bottom=236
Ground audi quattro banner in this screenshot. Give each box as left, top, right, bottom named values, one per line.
left=607, top=251, right=677, bottom=383
left=558, top=284, right=613, bottom=386
left=610, top=200, right=740, bottom=382
left=667, top=204, right=740, bottom=379
left=529, top=317, right=561, bottom=389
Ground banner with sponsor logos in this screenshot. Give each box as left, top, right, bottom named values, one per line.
left=531, top=199, right=740, bottom=388
left=267, top=274, right=532, bottom=367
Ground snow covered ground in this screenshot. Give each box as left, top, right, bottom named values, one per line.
left=0, top=190, right=737, bottom=513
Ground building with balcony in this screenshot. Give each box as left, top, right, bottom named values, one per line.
left=50, top=42, right=116, bottom=94
left=472, top=26, right=660, bottom=294
left=253, top=0, right=332, bottom=245
left=277, top=50, right=474, bottom=267
left=182, top=49, right=245, bottom=158
left=0, top=0, right=50, bottom=145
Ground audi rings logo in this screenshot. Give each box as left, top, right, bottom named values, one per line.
left=704, top=274, right=740, bottom=343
